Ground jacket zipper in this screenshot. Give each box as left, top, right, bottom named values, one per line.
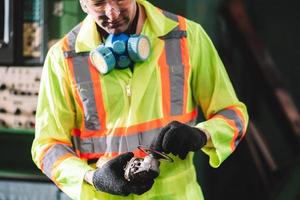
left=125, top=83, right=131, bottom=105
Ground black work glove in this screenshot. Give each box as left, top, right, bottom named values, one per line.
left=151, top=121, right=207, bottom=160
left=92, top=152, right=156, bottom=196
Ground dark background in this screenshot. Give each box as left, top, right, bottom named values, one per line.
left=1, top=0, right=300, bottom=199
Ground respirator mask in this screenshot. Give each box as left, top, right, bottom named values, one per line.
left=90, top=33, right=151, bottom=74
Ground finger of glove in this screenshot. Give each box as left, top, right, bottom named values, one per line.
left=169, top=120, right=183, bottom=128
left=169, top=132, right=187, bottom=157
left=117, top=181, right=132, bottom=196
left=176, top=138, right=190, bottom=159
left=149, top=169, right=159, bottom=179
left=130, top=180, right=154, bottom=195
left=108, top=180, right=131, bottom=196
left=178, top=150, right=189, bottom=160
left=191, top=128, right=208, bottom=150
left=162, top=127, right=182, bottom=155
left=137, top=169, right=159, bottom=180
left=150, top=125, right=172, bottom=151
left=111, top=152, right=134, bottom=167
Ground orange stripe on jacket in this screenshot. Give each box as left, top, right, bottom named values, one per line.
left=88, top=58, right=107, bottom=131
left=71, top=109, right=197, bottom=139
left=226, top=105, right=247, bottom=138
left=178, top=16, right=190, bottom=114
left=158, top=47, right=171, bottom=119
left=213, top=114, right=240, bottom=151
left=61, top=37, right=86, bottom=132
left=39, top=141, right=73, bottom=172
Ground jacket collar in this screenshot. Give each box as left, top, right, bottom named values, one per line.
left=75, top=0, right=178, bottom=53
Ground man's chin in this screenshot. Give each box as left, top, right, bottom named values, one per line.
left=107, top=29, right=123, bottom=34
left=107, top=27, right=128, bottom=34
left=103, top=22, right=130, bottom=34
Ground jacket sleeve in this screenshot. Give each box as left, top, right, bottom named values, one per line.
left=31, top=44, right=95, bottom=200
left=188, top=23, right=249, bottom=168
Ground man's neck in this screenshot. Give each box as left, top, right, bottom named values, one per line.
left=124, top=2, right=140, bottom=35
left=135, top=3, right=146, bottom=34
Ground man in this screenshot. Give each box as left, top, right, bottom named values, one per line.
left=32, top=0, right=248, bottom=199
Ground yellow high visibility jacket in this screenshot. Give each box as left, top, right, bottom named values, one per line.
left=32, top=0, right=248, bottom=199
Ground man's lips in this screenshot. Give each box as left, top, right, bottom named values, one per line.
left=109, top=20, right=124, bottom=28
left=102, top=18, right=125, bottom=29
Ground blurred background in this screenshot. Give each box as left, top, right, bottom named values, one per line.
left=0, top=0, right=299, bottom=199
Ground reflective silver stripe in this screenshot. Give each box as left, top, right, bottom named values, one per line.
left=65, top=26, right=101, bottom=131
left=217, top=109, right=244, bottom=145
left=42, top=144, right=76, bottom=178
left=72, top=129, right=157, bottom=153
left=67, top=24, right=81, bottom=50
left=163, top=10, right=178, bottom=21
left=72, top=119, right=197, bottom=154
left=72, top=55, right=101, bottom=130
left=163, top=11, right=185, bottom=116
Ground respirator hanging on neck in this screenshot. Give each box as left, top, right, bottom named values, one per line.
left=90, top=33, right=151, bottom=74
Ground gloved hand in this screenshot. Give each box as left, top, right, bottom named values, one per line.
left=92, top=152, right=156, bottom=196
left=151, top=121, right=207, bottom=159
